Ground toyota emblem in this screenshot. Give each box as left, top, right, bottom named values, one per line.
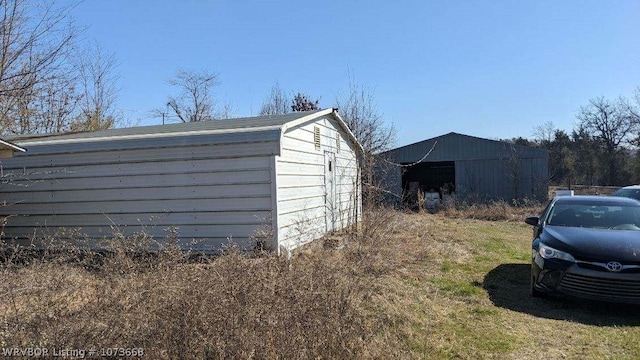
left=606, top=261, right=623, bottom=272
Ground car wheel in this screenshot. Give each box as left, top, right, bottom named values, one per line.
left=530, top=273, right=544, bottom=298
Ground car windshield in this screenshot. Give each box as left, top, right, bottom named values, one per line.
left=547, top=203, right=640, bottom=230
left=611, top=188, right=640, bottom=200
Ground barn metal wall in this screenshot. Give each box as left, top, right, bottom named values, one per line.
left=455, top=157, right=548, bottom=201
left=380, top=132, right=549, bottom=202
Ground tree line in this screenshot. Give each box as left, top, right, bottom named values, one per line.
left=0, top=0, right=120, bottom=135
left=0, top=0, right=394, bottom=206
left=7, top=1, right=640, bottom=191
left=0, top=1, right=394, bottom=163
left=506, top=89, right=640, bottom=187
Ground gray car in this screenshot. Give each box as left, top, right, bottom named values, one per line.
left=611, top=185, right=640, bottom=201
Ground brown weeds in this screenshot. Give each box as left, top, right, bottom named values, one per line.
left=0, top=234, right=368, bottom=358
left=441, top=198, right=544, bottom=222
left=4, top=206, right=634, bottom=359
left=0, top=207, right=437, bottom=358
left=0, top=204, right=539, bottom=358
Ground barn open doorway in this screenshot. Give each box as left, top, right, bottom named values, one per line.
left=401, top=161, right=455, bottom=206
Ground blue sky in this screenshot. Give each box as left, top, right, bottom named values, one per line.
left=69, top=1, right=640, bottom=147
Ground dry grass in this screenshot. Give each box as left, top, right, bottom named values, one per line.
left=0, top=238, right=367, bottom=358
left=441, top=198, right=544, bottom=222
left=2, top=208, right=639, bottom=359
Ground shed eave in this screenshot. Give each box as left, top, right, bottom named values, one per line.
left=15, top=125, right=284, bottom=147
left=279, top=108, right=364, bottom=158
left=0, top=138, right=27, bottom=153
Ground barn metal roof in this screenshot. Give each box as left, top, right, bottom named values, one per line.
left=382, top=132, right=548, bottom=163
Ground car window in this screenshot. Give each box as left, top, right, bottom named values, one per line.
left=539, top=200, right=553, bottom=224
left=547, top=203, right=640, bottom=229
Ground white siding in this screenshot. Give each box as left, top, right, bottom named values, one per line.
left=276, top=115, right=360, bottom=251
left=0, top=109, right=362, bottom=254
left=0, top=138, right=277, bottom=252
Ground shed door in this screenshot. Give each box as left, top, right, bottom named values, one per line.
left=325, top=151, right=337, bottom=232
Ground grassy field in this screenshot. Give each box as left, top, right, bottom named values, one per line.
left=348, top=211, right=640, bottom=359
left=2, top=209, right=639, bottom=358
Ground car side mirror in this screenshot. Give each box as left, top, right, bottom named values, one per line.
left=525, top=216, right=539, bottom=226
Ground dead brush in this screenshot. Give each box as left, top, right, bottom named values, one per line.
left=348, top=206, right=402, bottom=246
left=341, top=206, right=406, bottom=277
left=0, top=228, right=369, bottom=358
left=441, top=197, right=544, bottom=221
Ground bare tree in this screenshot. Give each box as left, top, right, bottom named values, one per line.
left=33, top=72, right=82, bottom=133
left=1, top=63, right=84, bottom=135
left=0, top=0, right=78, bottom=133
left=335, top=79, right=396, bottom=206
left=629, top=87, right=640, bottom=137
left=577, top=96, right=640, bottom=185
left=335, top=80, right=395, bottom=156
left=72, top=43, right=120, bottom=131
left=259, top=82, right=290, bottom=116
left=215, top=102, right=236, bottom=120
left=259, top=84, right=320, bottom=115
left=166, top=69, right=219, bottom=122
left=532, top=120, right=555, bottom=146
left=291, top=92, right=319, bottom=112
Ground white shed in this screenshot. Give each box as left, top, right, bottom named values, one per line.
left=0, top=108, right=362, bottom=253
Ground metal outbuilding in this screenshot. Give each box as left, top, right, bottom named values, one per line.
left=0, top=108, right=362, bottom=253
left=378, top=132, right=548, bottom=204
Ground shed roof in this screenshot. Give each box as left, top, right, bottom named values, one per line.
left=9, top=108, right=363, bottom=155
left=382, top=132, right=548, bottom=163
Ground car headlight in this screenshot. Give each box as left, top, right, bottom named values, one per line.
left=538, top=243, right=576, bottom=262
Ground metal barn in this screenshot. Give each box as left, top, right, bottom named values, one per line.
left=378, top=132, right=548, bottom=204
left=0, top=108, right=362, bottom=253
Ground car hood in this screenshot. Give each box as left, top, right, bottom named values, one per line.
left=542, top=226, right=640, bottom=262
